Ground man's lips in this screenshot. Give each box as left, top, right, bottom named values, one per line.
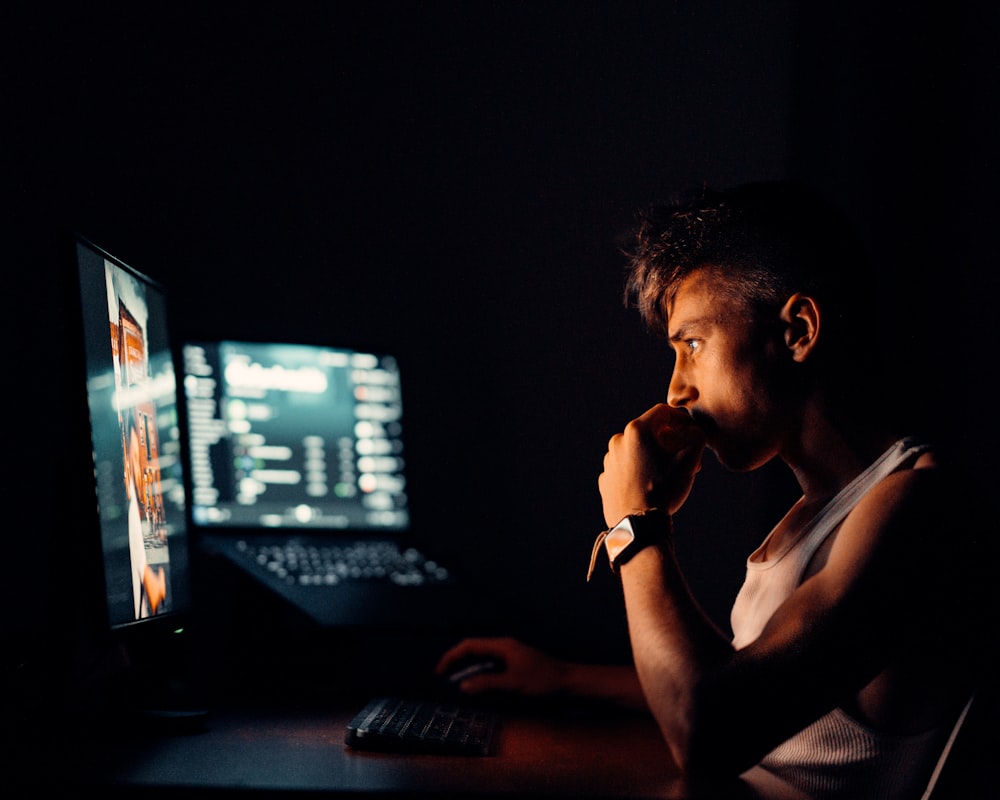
left=687, top=408, right=714, bottom=436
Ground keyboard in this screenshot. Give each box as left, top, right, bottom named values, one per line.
left=235, top=538, right=453, bottom=587
left=345, top=696, right=499, bottom=756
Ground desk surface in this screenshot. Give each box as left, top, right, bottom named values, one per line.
left=61, top=699, right=753, bottom=799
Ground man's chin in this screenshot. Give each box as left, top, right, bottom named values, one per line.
left=707, top=440, right=768, bottom=473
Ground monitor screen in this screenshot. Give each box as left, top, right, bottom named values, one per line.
left=73, top=236, right=193, bottom=632
left=181, top=340, right=409, bottom=533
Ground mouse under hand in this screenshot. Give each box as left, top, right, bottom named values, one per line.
left=445, top=657, right=504, bottom=685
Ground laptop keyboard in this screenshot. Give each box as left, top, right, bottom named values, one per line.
left=345, top=696, right=499, bottom=756
left=235, top=539, right=452, bottom=587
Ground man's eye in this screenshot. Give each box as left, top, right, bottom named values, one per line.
left=686, top=339, right=700, bottom=353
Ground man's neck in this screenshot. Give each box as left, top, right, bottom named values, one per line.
left=782, top=402, right=901, bottom=502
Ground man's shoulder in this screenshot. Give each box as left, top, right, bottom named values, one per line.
left=837, top=454, right=967, bottom=560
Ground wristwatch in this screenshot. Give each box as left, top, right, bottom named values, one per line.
left=586, top=509, right=671, bottom=581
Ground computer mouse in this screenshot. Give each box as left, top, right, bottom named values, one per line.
left=444, top=656, right=504, bottom=685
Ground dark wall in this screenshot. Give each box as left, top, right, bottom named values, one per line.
left=5, top=2, right=996, bottom=671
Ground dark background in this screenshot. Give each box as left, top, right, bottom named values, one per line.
left=4, top=2, right=997, bottom=689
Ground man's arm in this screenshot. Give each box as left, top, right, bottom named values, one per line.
left=435, top=636, right=649, bottom=710
left=616, top=465, right=951, bottom=775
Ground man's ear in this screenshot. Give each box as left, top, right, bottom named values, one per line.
left=779, top=293, right=820, bottom=363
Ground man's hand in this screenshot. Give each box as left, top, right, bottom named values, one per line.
left=598, top=403, right=707, bottom=527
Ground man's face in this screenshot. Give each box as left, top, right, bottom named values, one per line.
left=665, top=271, right=789, bottom=472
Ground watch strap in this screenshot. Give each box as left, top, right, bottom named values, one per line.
left=586, top=509, right=670, bottom=581
left=586, top=529, right=610, bottom=582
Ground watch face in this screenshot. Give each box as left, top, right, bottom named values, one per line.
left=604, top=521, right=635, bottom=562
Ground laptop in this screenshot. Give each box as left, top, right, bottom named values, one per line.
left=179, top=338, right=466, bottom=627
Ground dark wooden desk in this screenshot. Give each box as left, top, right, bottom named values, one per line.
left=61, top=700, right=754, bottom=799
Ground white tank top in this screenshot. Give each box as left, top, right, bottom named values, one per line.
left=731, top=438, right=951, bottom=800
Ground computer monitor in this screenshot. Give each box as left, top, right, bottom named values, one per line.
left=180, top=339, right=410, bottom=535
left=177, top=338, right=481, bottom=631
left=68, top=235, right=203, bottom=725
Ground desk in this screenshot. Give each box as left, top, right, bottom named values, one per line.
left=58, top=699, right=754, bottom=799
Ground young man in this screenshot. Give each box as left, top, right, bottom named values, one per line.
left=436, top=182, right=985, bottom=799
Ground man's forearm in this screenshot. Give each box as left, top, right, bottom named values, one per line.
left=561, top=662, right=649, bottom=710
left=619, top=542, right=733, bottom=771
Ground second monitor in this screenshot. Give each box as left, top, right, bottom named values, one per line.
left=182, top=340, right=409, bottom=534
left=180, top=339, right=464, bottom=628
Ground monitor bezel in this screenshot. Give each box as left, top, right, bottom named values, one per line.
left=65, top=233, right=196, bottom=648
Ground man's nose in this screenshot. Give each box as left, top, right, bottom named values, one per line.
left=666, top=369, right=695, bottom=408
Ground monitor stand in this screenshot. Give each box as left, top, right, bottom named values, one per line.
left=99, top=631, right=210, bottom=736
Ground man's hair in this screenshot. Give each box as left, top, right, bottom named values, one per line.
left=624, top=181, right=872, bottom=350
